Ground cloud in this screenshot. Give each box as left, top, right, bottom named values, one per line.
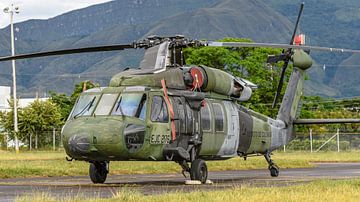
left=0, top=0, right=111, bottom=28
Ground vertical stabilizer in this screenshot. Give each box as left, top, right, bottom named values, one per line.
left=277, top=68, right=305, bottom=126
left=277, top=50, right=312, bottom=125
left=270, top=50, right=312, bottom=149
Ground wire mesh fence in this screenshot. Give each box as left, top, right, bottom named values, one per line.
left=0, top=129, right=63, bottom=150
left=1, top=129, right=360, bottom=151
left=287, top=130, right=360, bottom=152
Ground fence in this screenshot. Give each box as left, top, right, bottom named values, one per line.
left=0, top=129, right=63, bottom=150
left=286, top=129, right=360, bottom=152
left=1, top=129, right=360, bottom=152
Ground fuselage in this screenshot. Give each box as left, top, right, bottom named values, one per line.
left=62, top=85, right=276, bottom=162
left=62, top=48, right=313, bottom=163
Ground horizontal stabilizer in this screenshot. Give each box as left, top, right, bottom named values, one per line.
left=293, top=119, right=360, bottom=125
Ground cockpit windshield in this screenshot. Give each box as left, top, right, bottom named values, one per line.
left=71, top=94, right=100, bottom=118
left=112, top=93, right=147, bottom=120
left=94, top=94, right=119, bottom=116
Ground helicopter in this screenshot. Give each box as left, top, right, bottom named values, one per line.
left=1, top=4, right=360, bottom=184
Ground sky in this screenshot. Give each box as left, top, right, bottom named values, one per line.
left=0, top=0, right=112, bottom=28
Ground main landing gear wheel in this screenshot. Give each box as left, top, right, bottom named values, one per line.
left=190, top=159, right=208, bottom=184
left=89, top=161, right=108, bottom=184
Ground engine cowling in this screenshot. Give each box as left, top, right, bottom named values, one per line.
left=184, top=66, right=255, bottom=101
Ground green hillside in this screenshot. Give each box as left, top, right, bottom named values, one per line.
left=266, top=0, right=360, bottom=97
left=0, top=0, right=359, bottom=98
left=0, top=0, right=295, bottom=96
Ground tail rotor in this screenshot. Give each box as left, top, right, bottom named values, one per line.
left=270, top=2, right=305, bottom=108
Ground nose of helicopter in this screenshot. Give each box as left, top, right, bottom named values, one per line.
left=67, top=134, right=91, bottom=155
left=62, top=117, right=127, bottom=160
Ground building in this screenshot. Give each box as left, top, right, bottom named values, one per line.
left=0, top=86, right=49, bottom=148
left=0, top=86, right=11, bottom=112
left=0, top=86, right=48, bottom=113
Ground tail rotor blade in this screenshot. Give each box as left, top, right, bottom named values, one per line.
left=271, top=2, right=304, bottom=109
left=272, top=60, right=289, bottom=108
left=290, top=2, right=305, bottom=45
left=267, top=54, right=287, bottom=63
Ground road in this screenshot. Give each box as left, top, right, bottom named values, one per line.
left=0, top=163, right=360, bottom=201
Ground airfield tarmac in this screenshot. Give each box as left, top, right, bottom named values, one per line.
left=0, top=163, right=359, bottom=201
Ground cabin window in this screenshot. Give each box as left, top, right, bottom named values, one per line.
left=112, top=93, right=147, bottom=119
left=200, top=103, right=211, bottom=131
left=185, top=104, right=194, bottom=134
left=94, top=94, right=118, bottom=116
left=151, top=96, right=169, bottom=123
left=71, top=94, right=100, bottom=118
left=212, top=103, right=224, bottom=132
left=171, top=97, right=185, bottom=134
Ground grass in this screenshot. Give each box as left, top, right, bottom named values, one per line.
left=15, top=179, right=360, bottom=202
left=0, top=150, right=360, bottom=179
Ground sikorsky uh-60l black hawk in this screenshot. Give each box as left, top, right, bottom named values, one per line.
left=1, top=4, right=360, bottom=184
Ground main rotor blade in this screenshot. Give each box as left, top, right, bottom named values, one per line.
left=0, top=43, right=134, bottom=62
left=207, top=42, right=360, bottom=54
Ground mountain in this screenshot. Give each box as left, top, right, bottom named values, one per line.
left=0, top=0, right=295, bottom=97
left=333, top=54, right=360, bottom=96
left=265, top=0, right=360, bottom=97
left=0, top=0, right=359, bottom=98
left=145, top=0, right=293, bottom=41
left=0, top=0, right=219, bottom=96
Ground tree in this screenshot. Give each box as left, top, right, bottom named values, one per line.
left=184, top=37, right=288, bottom=117
left=19, top=99, right=63, bottom=149
left=296, top=96, right=360, bottom=134
left=49, top=91, right=72, bottom=122
left=0, top=99, right=63, bottom=149
left=0, top=99, right=22, bottom=142
left=0, top=81, right=99, bottom=149
left=70, top=80, right=100, bottom=104
left=185, top=38, right=359, bottom=134
left=50, top=80, right=100, bottom=121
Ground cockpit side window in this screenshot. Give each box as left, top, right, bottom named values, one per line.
left=94, top=94, right=118, bottom=116
left=112, top=93, right=147, bottom=119
left=137, top=95, right=147, bottom=120
left=71, top=94, right=100, bottom=118
left=150, top=96, right=169, bottom=123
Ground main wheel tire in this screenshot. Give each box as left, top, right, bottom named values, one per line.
left=190, top=159, right=208, bottom=184
left=269, top=165, right=279, bottom=177
left=89, top=162, right=108, bottom=184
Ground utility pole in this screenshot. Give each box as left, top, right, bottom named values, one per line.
left=309, top=129, right=313, bottom=153
left=3, top=4, right=20, bottom=153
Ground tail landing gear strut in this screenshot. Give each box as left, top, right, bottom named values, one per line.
left=264, top=152, right=279, bottom=177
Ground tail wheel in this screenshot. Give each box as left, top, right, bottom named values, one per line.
left=269, top=165, right=279, bottom=177
left=89, top=161, right=108, bottom=184
left=190, top=159, right=208, bottom=184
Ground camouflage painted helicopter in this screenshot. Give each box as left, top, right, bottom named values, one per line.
left=1, top=4, right=360, bottom=184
